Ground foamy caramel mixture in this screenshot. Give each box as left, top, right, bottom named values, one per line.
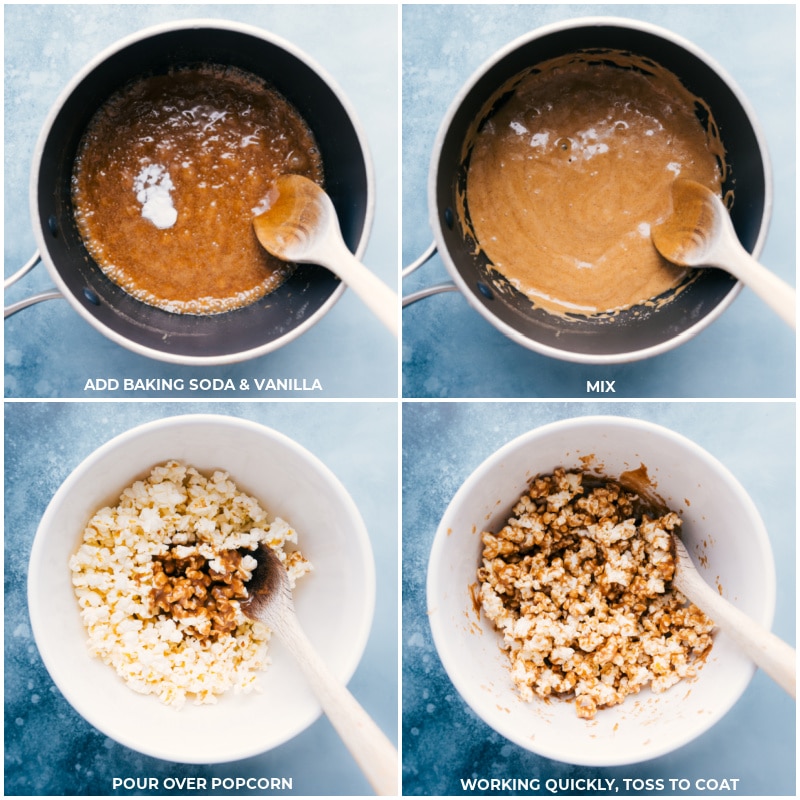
left=72, top=66, right=324, bottom=315
left=462, top=51, right=726, bottom=316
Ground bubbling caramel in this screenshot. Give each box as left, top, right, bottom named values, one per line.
left=71, top=66, right=324, bottom=315
left=461, top=51, right=726, bottom=316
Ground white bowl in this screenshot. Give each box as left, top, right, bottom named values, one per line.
left=427, top=415, right=776, bottom=766
left=28, top=414, right=376, bottom=764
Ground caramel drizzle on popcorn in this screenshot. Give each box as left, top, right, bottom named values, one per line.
left=151, top=548, right=250, bottom=642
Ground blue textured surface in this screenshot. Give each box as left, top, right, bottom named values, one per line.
left=4, top=402, right=398, bottom=796
left=4, top=4, right=398, bottom=399
left=402, top=401, right=795, bottom=795
left=401, top=4, right=795, bottom=398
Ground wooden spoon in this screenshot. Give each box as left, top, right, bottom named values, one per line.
left=253, top=175, right=398, bottom=337
left=651, top=179, right=795, bottom=328
left=671, top=534, right=795, bottom=698
left=242, top=545, right=398, bottom=796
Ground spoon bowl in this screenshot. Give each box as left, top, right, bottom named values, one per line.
left=243, top=544, right=398, bottom=795
left=652, top=179, right=795, bottom=327
left=253, top=174, right=398, bottom=336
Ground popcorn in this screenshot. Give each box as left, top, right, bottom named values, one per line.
left=69, top=461, right=311, bottom=709
left=477, top=468, right=714, bottom=719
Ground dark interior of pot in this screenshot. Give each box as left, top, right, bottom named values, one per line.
left=35, top=26, right=369, bottom=360
left=434, top=24, right=767, bottom=359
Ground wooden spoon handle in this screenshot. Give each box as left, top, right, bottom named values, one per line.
left=278, top=612, right=398, bottom=795
left=330, top=246, right=399, bottom=337
left=675, top=561, right=796, bottom=698
left=717, top=241, right=796, bottom=328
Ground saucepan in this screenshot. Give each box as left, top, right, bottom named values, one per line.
left=5, top=19, right=373, bottom=365
left=403, top=17, right=772, bottom=364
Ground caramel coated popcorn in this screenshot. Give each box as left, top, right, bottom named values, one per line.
left=477, top=469, right=714, bottom=719
left=151, top=549, right=249, bottom=641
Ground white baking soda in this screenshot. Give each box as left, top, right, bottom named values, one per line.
left=134, top=163, right=178, bottom=229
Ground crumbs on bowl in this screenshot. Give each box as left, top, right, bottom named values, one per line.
left=477, top=468, right=714, bottom=719
left=69, top=460, right=311, bottom=709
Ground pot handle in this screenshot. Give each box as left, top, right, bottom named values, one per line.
left=4, top=251, right=64, bottom=319
left=401, top=240, right=459, bottom=307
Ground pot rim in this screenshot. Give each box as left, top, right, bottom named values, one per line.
left=29, top=17, right=376, bottom=366
left=428, top=15, right=774, bottom=365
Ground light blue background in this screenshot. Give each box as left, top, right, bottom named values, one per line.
left=4, top=402, right=398, bottom=796
left=402, top=401, right=795, bottom=795
left=4, top=4, right=398, bottom=399
left=402, top=4, right=796, bottom=398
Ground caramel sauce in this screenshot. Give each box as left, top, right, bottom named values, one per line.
left=461, top=52, right=725, bottom=316
left=71, top=66, right=324, bottom=314
left=151, top=547, right=248, bottom=642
